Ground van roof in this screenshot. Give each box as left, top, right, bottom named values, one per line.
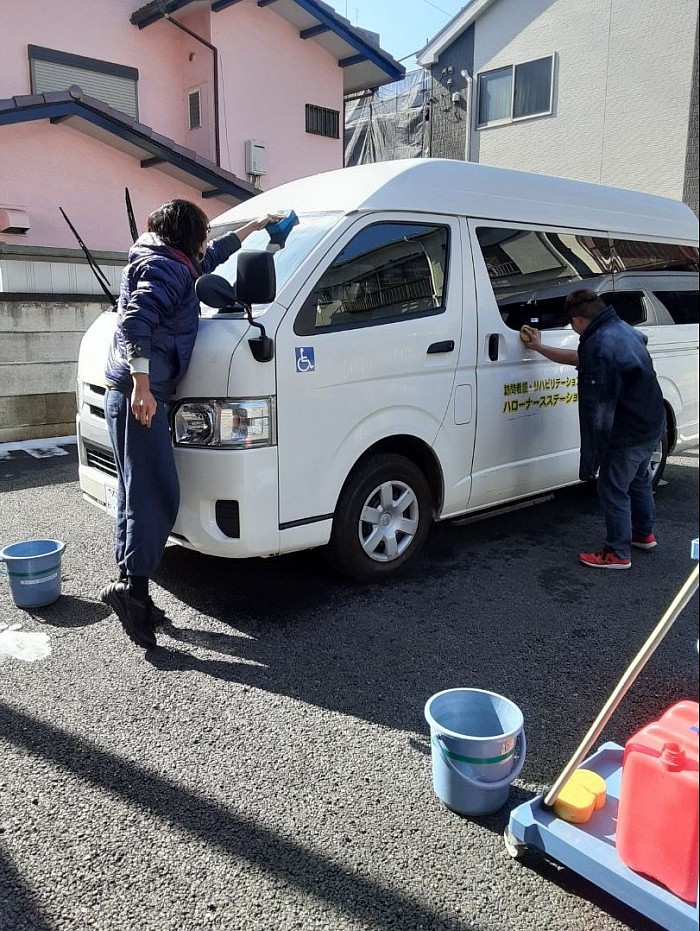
left=218, top=158, right=698, bottom=242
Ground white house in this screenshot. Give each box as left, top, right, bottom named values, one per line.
left=414, top=0, right=698, bottom=215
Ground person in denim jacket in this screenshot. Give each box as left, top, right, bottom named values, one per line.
left=100, top=199, right=277, bottom=648
left=525, top=288, right=666, bottom=570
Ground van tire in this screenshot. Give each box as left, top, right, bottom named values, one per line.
left=650, top=431, right=669, bottom=490
left=584, top=430, right=669, bottom=495
left=328, top=454, right=433, bottom=583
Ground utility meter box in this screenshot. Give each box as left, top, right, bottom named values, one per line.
left=245, top=139, right=267, bottom=176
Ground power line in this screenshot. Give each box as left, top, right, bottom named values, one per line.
left=416, top=0, right=452, bottom=14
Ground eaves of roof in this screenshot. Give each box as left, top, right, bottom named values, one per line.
left=0, top=86, right=257, bottom=205
left=417, top=0, right=499, bottom=66
left=130, top=0, right=404, bottom=93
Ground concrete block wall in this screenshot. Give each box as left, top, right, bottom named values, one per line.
left=0, top=299, right=108, bottom=443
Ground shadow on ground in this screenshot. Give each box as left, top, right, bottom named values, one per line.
left=150, top=475, right=699, bottom=786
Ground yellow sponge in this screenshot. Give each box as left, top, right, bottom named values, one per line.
left=520, top=325, right=537, bottom=344
left=553, top=769, right=607, bottom=824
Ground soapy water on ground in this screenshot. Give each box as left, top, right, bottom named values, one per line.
left=0, top=623, right=52, bottom=663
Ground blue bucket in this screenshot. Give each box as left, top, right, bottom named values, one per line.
left=424, top=688, right=526, bottom=816
left=0, top=539, right=66, bottom=608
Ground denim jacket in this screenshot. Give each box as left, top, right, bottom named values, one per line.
left=105, top=231, right=241, bottom=401
left=577, top=306, right=666, bottom=480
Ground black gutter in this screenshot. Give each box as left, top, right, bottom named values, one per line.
left=163, top=13, right=221, bottom=167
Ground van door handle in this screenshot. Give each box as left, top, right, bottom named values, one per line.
left=427, top=340, right=455, bottom=354
left=488, top=334, right=500, bottom=361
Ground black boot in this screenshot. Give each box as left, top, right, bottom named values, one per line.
left=100, top=581, right=157, bottom=650
left=118, top=575, right=168, bottom=627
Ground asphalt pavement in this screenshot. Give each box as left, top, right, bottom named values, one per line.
left=1, top=441, right=698, bottom=931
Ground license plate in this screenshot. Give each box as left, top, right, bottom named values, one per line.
left=104, top=484, right=118, bottom=518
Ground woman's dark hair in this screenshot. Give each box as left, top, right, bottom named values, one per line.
left=147, top=199, right=209, bottom=259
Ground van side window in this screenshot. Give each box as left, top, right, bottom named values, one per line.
left=600, top=292, right=647, bottom=326
left=653, top=291, right=700, bottom=325
left=475, top=228, right=612, bottom=330
left=295, top=222, right=449, bottom=335
left=609, top=240, right=699, bottom=273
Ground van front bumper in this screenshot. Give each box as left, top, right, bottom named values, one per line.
left=170, top=445, right=280, bottom=558
left=78, top=413, right=281, bottom=558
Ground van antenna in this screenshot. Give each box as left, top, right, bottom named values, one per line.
left=59, top=207, right=117, bottom=309
left=125, top=187, right=138, bottom=243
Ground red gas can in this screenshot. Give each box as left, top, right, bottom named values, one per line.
left=616, top=701, right=699, bottom=903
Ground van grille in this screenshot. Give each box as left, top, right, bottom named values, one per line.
left=85, top=443, right=117, bottom=478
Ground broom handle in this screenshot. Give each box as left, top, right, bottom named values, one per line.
left=544, top=565, right=699, bottom=809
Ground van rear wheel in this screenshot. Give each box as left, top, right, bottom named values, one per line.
left=650, top=431, right=669, bottom=490
left=329, top=454, right=432, bottom=583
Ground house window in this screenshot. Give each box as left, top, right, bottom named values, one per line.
left=306, top=104, right=340, bottom=139
left=28, top=45, right=138, bottom=118
left=188, top=89, right=202, bottom=130
left=477, top=56, right=553, bottom=128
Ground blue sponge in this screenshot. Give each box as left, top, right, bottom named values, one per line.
left=266, top=210, right=299, bottom=247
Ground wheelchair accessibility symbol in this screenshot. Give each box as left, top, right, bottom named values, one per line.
left=295, top=347, right=316, bottom=373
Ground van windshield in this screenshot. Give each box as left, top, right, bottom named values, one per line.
left=205, top=212, right=341, bottom=314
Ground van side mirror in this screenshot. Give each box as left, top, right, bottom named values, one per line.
left=195, top=273, right=239, bottom=310
left=195, top=265, right=275, bottom=364
left=236, top=250, right=276, bottom=305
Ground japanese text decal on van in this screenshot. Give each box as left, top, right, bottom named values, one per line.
left=502, top=378, right=578, bottom=415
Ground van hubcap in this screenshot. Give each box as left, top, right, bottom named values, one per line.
left=359, top=480, right=420, bottom=563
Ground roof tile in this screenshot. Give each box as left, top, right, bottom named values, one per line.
left=12, top=94, right=45, bottom=107
left=2, top=90, right=257, bottom=200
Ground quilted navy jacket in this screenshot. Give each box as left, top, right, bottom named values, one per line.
left=577, top=305, right=666, bottom=480
left=105, top=231, right=241, bottom=400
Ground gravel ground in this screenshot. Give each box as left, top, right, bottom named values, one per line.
left=0, top=443, right=697, bottom=931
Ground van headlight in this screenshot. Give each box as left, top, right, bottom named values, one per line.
left=173, top=399, right=275, bottom=448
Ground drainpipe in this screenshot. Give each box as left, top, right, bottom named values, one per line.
left=164, top=13, right=221, bottom=167
left=463, top=73, right=473, bottom=162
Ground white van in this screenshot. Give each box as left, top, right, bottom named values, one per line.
left=76, top=159, right=699, bottom=581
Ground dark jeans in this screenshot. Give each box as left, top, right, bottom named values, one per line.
left=597, top=438, right=661, bottom=559
left=105, top=389, right=180, bottom=579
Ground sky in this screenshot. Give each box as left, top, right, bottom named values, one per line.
left=325, top=0, right=469, bottom=68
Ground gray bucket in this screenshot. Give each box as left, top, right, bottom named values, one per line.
left=0, top=539, right=66, bottom=608
left=425, top=688, right=526, bottom=816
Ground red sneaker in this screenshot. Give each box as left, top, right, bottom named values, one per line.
left=579, top=547, right=631, bottom=570
left=632, top=533, right=658, bottom=550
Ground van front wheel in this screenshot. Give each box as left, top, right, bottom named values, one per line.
left=329, top=454, right=432, bottom=583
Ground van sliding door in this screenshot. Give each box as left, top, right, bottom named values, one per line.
left=467, top=220, right=613, bottom=508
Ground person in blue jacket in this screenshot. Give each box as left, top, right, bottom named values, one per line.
left=525, top=288, right=666, bottom=570
left=100, top=199, right=276, bottom=649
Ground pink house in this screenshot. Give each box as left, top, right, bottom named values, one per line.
left=0, top=0, right=402, bottom=293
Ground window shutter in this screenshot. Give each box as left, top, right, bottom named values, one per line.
left=188, top=90, right=202, bottom=130
left=30, top=58, right=138, bottom=118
